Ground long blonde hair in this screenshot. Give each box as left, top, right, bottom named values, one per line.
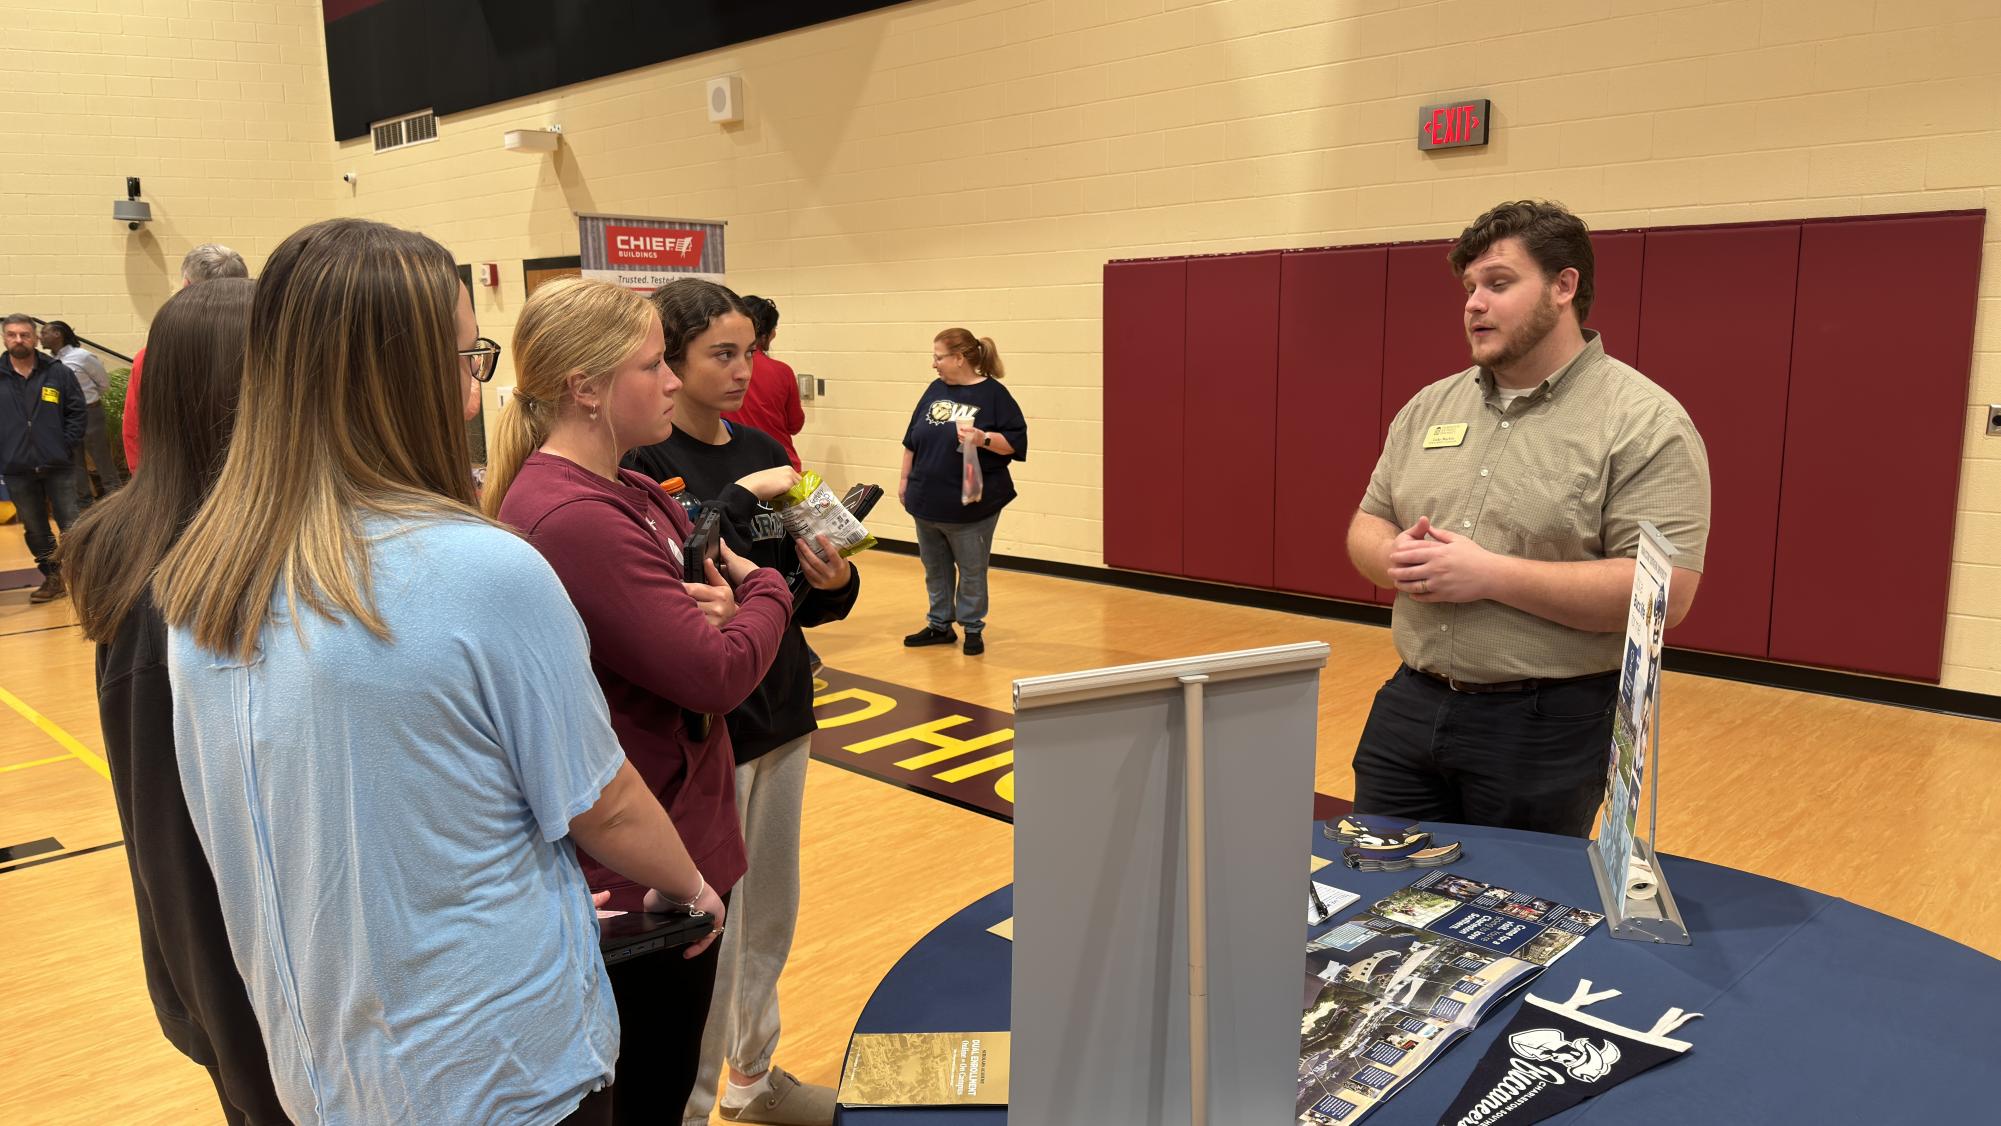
left=935, top=327, right=1004, bottom=378
left=480, top=277, right=659, bottom=518
left=155, top=218, right=484, bottom=661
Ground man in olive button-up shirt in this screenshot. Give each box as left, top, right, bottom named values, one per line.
left=1345, top=201, right=1711, bottom=837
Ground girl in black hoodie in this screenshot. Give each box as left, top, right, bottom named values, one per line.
left=59, top=278, right=288, bottom=1124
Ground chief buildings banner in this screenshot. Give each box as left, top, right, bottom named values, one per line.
left=579, top=213, right=726, bottom=293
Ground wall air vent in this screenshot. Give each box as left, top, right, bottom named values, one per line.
left=371, top=109, right=438, bottom=153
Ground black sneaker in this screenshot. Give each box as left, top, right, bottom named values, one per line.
left=963, top=632, right=984, bottom=656
left=903, top=625, right=955, bottom=647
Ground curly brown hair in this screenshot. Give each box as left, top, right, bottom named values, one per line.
left=1447, top=200, right=1596, bottom=323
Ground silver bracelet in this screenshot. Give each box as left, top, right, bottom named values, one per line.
left=677, top=875, right=708, bottom=917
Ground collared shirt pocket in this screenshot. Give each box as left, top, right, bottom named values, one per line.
left=1494, top=470, right=1594, bottom=562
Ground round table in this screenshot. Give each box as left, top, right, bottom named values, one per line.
left=837, top=821, right=1999, bottom=1124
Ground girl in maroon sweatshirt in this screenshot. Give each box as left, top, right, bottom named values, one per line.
left=484, top=277, right=791, bottom=1126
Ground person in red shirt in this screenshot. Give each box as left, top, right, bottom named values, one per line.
left=485, top=276, right=791, bottom=1126
left=723, top=295, right=805, bottom=471
left=123, top=243, right=249, bottom=474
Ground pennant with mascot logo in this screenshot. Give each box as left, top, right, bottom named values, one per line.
left=1438, top=979, right=1700, bottom=1126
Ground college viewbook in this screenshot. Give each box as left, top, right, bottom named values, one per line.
left=1367, top=872, right=1605, bottom=968
left=837, top=1031, right=1009, bottom=1108
left=1295, top=874, right=1605, bottom=1123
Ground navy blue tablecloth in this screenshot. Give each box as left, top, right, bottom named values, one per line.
left=838, top=822, right=1999, bottom=1124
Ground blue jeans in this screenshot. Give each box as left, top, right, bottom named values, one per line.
left=5, top=470, right=81, bottom=576
left=913, top=512, right=1000, bottom=634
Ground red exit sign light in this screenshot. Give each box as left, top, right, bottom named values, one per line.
left=1418, top=98, right=1490, bottom=150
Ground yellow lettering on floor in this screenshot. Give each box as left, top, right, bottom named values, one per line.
left=936, top=751, right=1013, bottom=783
left=839, top=715, right=1013, bottom=771
left=812, top=686, right=897, bottom=728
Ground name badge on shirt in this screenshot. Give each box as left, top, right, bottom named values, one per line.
left=40, top=386, right=60, bottom=403
left=1423, top=423, right=1468, bottom=449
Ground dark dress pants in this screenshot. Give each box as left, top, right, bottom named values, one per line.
left=1351, top=665, right=1617, bottom=837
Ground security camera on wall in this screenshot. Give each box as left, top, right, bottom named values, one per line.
left=114, top=175, right=151, bottom=230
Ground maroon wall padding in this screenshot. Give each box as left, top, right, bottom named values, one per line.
left=1102, top=259, right=1188, bottom=574
left=1376, top=240, right=1469, bottom=602
left=1274, top=247, right=1388, bottom=601
left=1379, top=240, right=1470, bottom=436
left=1100, top=210, right=1984, bottom=681
left=1768, top=212, right=1986, bottom=681
left=1588, top=231, right=1645, bottom=366
left=1638, top=224, right=1801, bottom=659
left=1181, top=252, right=1283, bottom=587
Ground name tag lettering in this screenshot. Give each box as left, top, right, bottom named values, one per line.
left=1423, top=423, right=1468, bottom=449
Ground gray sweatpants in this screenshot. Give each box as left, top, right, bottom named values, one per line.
left=683, top=734, right=812, bottom=1125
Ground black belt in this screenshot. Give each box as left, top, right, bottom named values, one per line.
left=1406, top=665, right=1615, bottom=695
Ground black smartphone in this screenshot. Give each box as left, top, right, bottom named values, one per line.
left=844, top=483, right=884, bottom=522
left=682, top=509, right=723, bottom=581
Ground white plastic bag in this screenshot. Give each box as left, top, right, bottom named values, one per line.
left=960, top=435, right=984, bottom=505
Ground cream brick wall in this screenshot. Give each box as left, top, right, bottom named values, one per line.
left=10, top=0, right=2001, bottom=692
left=0, top=0, right=335, bottom=357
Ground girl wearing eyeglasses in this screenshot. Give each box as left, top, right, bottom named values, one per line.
left=155, top=220, right=717, bottom=1126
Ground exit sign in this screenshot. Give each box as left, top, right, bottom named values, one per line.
left=1418, top=98, right=1490, bottom=150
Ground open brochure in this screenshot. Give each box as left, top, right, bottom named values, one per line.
left=1296, top=875, right=1606, bottom=1123
left=1298, top=922, right=1538, bottom=1123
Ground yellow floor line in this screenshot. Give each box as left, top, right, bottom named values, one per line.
left=0, top=753, right=74, bottom=775
left=0, top=687, right=109, bottom=780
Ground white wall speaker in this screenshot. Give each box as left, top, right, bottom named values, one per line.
left=706, top=75, right=743, bottom=124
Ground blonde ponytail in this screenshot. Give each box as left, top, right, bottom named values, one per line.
left=479, top=394, right=549, bottom=518
left=481, top=277, right=658, bottom=519
left=977, top=336, right=1004, bottom=379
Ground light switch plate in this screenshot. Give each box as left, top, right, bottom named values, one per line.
left=1988, top=405, right=2001, bottom=436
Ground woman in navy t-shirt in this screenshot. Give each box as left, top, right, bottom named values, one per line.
left=898, top=327, right=1027, bottom=655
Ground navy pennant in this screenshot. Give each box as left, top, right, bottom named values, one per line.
left=1438, top=980, right=1699, bottom=1126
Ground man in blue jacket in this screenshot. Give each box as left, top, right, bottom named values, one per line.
left=3, top=314, right=86, bottom=602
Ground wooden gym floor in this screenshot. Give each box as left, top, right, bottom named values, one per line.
left=1, top=542, right=1994, bottom=1124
